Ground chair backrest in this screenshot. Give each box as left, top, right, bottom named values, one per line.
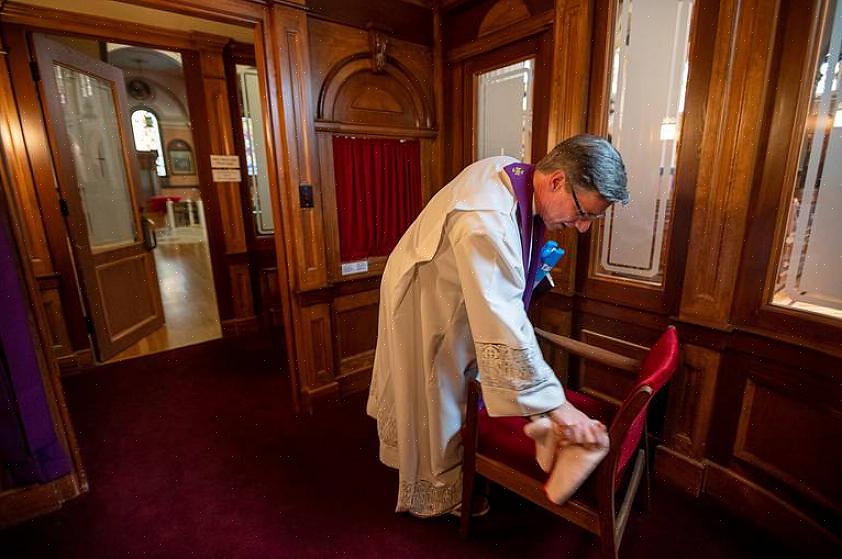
left=611, top=326, right=680, bottom=481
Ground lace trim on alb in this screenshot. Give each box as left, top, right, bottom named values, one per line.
left=476, top=342, right=551, bottom=391
left=398, top=478, right=461, bottom=517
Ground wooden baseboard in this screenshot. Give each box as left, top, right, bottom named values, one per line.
left=654, top=445, right=706, bottom=497
left=703, top=462, right=842, bottom=555
left=56, top=348, right=93, bottom=374
left=221, top=316, right=260, bottom=337
left=301, top=382, right=340, bottom=414
left=0, top=473, right=85, bottom=528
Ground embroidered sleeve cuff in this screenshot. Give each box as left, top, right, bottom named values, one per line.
left=481, top=378, right=566, bottom=417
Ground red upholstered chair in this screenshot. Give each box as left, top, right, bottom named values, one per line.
left=460, top=326, right=680, bottom=559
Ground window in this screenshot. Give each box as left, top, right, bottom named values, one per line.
left=130, top=108, right=166, bottom=177
left=770, top=1, right=842, bottom=321
left=593, top=0, right=694, bottom=286
left=236, top=64, right=273, bottom=235
left=476, top=59, right=534, bottom=162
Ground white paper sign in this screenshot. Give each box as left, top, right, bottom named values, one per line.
left=210, top=155, right=240, bottom=169
left=212, top=168, right=242, bottom=182
left=341, top=260, right=369, bottom=276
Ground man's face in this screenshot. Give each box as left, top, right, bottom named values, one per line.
left=534, top=169, right=612, bottom=232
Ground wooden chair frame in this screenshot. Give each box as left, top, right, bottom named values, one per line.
left=460, top=328, right=656, bottom=559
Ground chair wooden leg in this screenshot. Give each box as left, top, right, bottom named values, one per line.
left=598, top=519, right=619, bottom=559
left=637, top=423, right=653, bottom=512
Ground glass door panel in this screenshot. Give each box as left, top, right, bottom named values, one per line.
left=54, top=64, right=137, bottom=250
left=476, top=58, right=535, bottom=162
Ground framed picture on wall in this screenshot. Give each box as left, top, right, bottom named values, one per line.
left=167, top=139, right=195, bottom=175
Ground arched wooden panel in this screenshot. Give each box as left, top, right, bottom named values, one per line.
left=317, top=54, right=433, bottom=129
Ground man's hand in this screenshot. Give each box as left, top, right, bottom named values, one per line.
left=548, top=401, right=609, bottom=449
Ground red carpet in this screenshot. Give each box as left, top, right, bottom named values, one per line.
left=2, top=337, right=787, bottom=558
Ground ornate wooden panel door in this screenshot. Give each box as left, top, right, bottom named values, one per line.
left=33, top=35, right=164, bottom=361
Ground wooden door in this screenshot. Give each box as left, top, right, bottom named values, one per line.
left=33, top=35, right=164, bottom=361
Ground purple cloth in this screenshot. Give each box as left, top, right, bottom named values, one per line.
left=502, top=162, right=546, bottom=309
left=0, top=211, right=71, bottom=486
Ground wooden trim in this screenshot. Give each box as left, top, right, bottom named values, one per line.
left=703, top=462, right=842, bottom=554
left=731, top=0, right=842, bottom=356
left=314, top=121, right=436, bottom=137
left=431, top=5, right=445, bottom=193
left=0, top=474, right=82, bottom=528
left=679, top=0, right=780, bottom=327
left=1, top=2, right=232, bottom=51
left=0, top=90, right=87, bottom=521
left=271, top=6, right=328, bottom=292
left=446, top=9, right=553, bottom=63
left=113, top=0, right=270, bottom=24
left=653, top=445, right=705, bottom=497
left=544, top=0, right=593, bottom=296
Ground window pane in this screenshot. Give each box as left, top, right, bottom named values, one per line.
left=55, top=64, right=137, bottom=249
left=130, top=109, right=166, bottom=177
left=594, top=0, right=694, bottom=285
left=236, top=64, right=273, bottom=235
left=772, top=2, right=842, bottom=320
left=476, top=59, right=534, bottom=162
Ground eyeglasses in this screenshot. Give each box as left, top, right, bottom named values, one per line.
left=570, top=186, right=607, bottom=220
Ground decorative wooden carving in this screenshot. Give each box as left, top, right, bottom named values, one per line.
left=367, top=24, right=389, bottom=73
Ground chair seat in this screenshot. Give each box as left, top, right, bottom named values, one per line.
left=475, top=388, right=618, bottom=492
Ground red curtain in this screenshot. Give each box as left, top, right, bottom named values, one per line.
left=332, top=136, right=422, bottom=262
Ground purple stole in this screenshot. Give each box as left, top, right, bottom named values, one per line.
left=502, top=162, right=546, bottom=310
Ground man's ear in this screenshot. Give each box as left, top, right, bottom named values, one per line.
left=550, top=169, right=567, bottom=192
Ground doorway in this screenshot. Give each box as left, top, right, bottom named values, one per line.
left=32, top=33, right=221, bottom=363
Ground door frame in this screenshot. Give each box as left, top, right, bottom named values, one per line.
left=0, top=0, right=299, bottom=405
left=0, top=1, right=297, bottom=397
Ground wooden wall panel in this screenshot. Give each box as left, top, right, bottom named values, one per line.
left=272, top=7, right=327, bottom=292
left=663, top=344, right=719, bottom=460
left=734, top=376, right=842, bottom=516
left=578, top=329, right=648, bottom=404
left=679, top=0, right=779, bottom=327
left=296, top=302, right=335, bottom=390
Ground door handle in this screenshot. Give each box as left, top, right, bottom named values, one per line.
left=142, top=218, right=157, bottom=250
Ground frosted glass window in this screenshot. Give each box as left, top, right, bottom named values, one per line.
left=594, top=0, right=694, bottom=285
left=130, top=109, right=166, bottom=177
left=476, top=59, right=534, bottom=162
left=772, top=3, right=842, bottom=320
left=55, top=64, right=137, bottom=249
left=236, top=64, right=273, bottom=235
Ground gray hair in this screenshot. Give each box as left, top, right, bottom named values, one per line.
left=535, top=134, right=629, bottom=205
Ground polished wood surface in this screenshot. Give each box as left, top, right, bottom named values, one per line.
left=108, top=242, right=222, bottom=363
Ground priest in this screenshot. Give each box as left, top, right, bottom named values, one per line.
left=367, top=134, right=629, bottom=517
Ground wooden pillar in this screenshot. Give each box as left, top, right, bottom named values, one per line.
left=264, top=2, right=336, bottom=411
left=185, top=33, right=258, bottom=336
